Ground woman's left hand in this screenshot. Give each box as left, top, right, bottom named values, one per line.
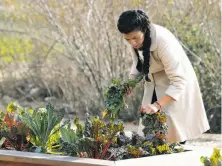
left=140, top=104, right=159, bottom=114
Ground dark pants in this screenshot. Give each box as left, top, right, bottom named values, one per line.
left=151, top=89, right=157, bottom=104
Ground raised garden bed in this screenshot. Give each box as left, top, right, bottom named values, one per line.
left=0, top=145, right=215, bottom=166
left=0, top=77, right=221, bottom=166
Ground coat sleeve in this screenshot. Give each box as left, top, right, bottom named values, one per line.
left=158, top=35, right=188, bottom=101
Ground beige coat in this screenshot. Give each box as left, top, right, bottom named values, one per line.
left=130, top=24, right=210, bottom=143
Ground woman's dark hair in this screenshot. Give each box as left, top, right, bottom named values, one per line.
left=117, top=10, right=151, bottom=81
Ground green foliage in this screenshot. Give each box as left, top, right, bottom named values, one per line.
left=0, top=36, right=33, bottom=63
left=46, top=125, right=62, bottom=152
left=0, top=137, right=6, bottom=147
left=0, top=103, right=29, bottom=151
left=21, top=103, right=65, bottom=153
left=0, top=73, right=183, bottom=159
left=60, top=124, right=79, bottom=144
left=142, top=112, right=168, bottom=144
left=58, top=80, right=184, bottom=160
left=59, top=119, right=82, bottom=156
left=98, top=130, right=184, bottom=160
left=126, top=144, right=146, bottom=157
left=97, top=76, right=184, bottom=160
left=103, top=75, right=143, bottom=119
left=200, top=148, right=222, bottom=166
left=74, top=117, right=84, bottom=138
left=60, top=114, right=124, bottom=159
left=0, top=102, right=185, bottom=161
left=0, top=110, right=6, bottom=123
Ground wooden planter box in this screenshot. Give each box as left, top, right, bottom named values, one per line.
left=0, top=145, right=214, bottom=166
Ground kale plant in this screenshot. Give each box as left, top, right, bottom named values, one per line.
left=103, top=75, right=143, bottom=119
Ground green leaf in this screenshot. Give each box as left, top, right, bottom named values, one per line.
left=0, top=137, right=6, bottom=147
left=60, top=127, right=78, bottom=144
left=47, top=129, right=60, bottom=151
left=21, top=103, right=65, bottom=153
left=103, top=75, right=143, bottom=119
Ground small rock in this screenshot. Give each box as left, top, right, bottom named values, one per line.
left=30, top=87, right=48, bottom=99
left=30, top=87, right=42, bottom=97
left=2, top=95, right=16, bottom=105
left=44, top=96, right=57, bottom=103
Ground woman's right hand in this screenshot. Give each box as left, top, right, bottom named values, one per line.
left=140, top=103, right=159, bottom=114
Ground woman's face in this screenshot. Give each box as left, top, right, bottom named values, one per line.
left=123, top=30, right=144, bottom=49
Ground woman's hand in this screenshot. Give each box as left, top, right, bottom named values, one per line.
left=140, top=103, right=159, bottom=114
left=140, top=95, right=174, bottom=114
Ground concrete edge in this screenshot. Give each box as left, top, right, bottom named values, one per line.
left=0, top=150, right=115, bottom=166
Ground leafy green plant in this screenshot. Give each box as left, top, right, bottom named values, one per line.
left=0, top=101, right=185, bottom=161
left=0, top=103, right=30, bottom=151
left=141, top=112, right=168, bottom=145
left=200, top=148, right=222, bottom=166
left=103, top=75, right=143, bottom=119
left=103, top=75, right=169, bottom=145
left=21, top=103, right=65, bottom=153
left=0, top=77, right=184, bottom=160
left=45, top=125, right=62, bottom=153
left=59, top=112, right=184, bottom=160
left=60, top=114, right=124, bottom=159
left=59, top=121, right=80, bottom=156
left=97, top=76, right=184, bottom=160
left=60, top=124, right=79, bottom=144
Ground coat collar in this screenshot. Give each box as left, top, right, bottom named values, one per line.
left=150, top=23, right=157, bottom=51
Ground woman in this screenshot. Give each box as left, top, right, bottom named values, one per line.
left=117, top=10, right=210, bottom=143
